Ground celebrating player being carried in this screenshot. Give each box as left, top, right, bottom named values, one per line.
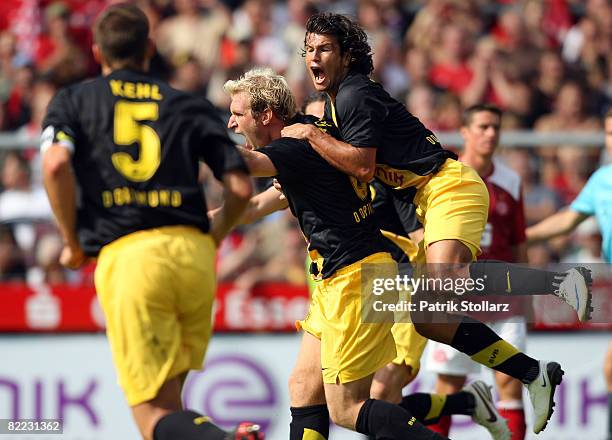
left=41, top=4, right=258, bottom=440
left=280, top=12, right=594, bottom=436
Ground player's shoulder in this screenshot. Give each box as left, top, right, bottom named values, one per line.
left=488, top=158, right=522, bottom=201
left=337, top=72, right=379, bottom=100
left=268, top=136, right=309, bottom=150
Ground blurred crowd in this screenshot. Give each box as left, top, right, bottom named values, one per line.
left=0, top=0, right=610, bottom=285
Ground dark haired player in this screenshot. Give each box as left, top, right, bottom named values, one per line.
left=281, top=12, right=591, bottom=436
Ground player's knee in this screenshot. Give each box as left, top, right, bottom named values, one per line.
left=288, top=367, right=323, bottom=405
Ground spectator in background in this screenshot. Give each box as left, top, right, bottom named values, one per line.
left=503, top=149, right=562, bottom=226
left=405, top=83, right=438, bottom=131
left=4, top=63, right=34, bottom=130
left=31, top=232, right=66, bottom=284
left=406, top=0, right=482, bottom=55
left=0, top=151, right=53, bottom=257
left=169, top=54, right=207, bottom=97
left=0, top=31, right=17, bottom=103
left=402, top=47, right=431, bottom=91
left=156, top=0, right=230, bottom=82
left=462, top=36, right=533, bottom=123
left=491, top=5, right=541, bottom=73
left=435, top=92, right=463, bottom=131
left=0, top=151, right=51, bottom=223
left=230, top=0, right=289, bottom=74
left=428, top=23, right=473, bottom=96
left=358, top=0, right=406, bottom=99
left=217, top=213, right=306, bottom=290
left=563, top=0, right=611, bottom=95
left=0, top=224, right=26, bottom=281
left=535, top=80, right=602, bottom=203
left=34, top=2, right=87, bottom=86
left=16, top=77, right=56, bottom=145
left=528, top=49, right=567, bottom=126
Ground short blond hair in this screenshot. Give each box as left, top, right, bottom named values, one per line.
left=224, top=67, right=297, bottom=122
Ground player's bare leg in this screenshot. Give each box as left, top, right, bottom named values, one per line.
left=288, top=332, right=329, bottom=440
left=289, top=332, right=327, bottom=407
left=132, top=376, right=183, bottom=440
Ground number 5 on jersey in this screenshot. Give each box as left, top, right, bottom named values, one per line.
left=112, top=100, right=161, bottom=182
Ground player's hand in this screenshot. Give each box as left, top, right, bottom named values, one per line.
left=272, top=179, right=286, bottom=201
left=208, top=206, right=221, bottom=222
left=59, top=243, right=88, bottom=269
left=281, top=123, right=313, bottom=140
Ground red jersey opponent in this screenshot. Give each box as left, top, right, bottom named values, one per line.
left=427, top=104, right=529, bottom=440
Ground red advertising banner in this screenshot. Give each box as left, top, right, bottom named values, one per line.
left=0, top=280, right=609, bottom=332
left=0, top=282, right=310, bottom=333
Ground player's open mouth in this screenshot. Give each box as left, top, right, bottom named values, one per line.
left=311, top=67, right=326, bottom=85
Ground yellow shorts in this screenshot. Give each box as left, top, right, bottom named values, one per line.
left=390, top=323, right=428, bottom=372
left=94, top=226, right=216, bottom=406
left=414, top=158, right=489, bottom=259
left=381, top=230, right=419, bottom=262
left=388, top=273, right=427, bottom=372
left=298, top=252, right=398, bottom=384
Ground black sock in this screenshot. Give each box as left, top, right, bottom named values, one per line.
left=401, top=392, right=475, bottom=424
left=451, top=316, right=539, bottom=383
left=469, top=260, right=564, bottom=296
left=355, top=398, right=449, bottom=440
left=153, top=410, right=227, bottom=440
left=290, top=405, right=329, bottom=440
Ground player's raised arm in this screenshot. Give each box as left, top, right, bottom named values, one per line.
left=526, top=209, right=589, bottom=243
left=281, top=123, right=376, bottom=182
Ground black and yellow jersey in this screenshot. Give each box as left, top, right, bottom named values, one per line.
left=370, top=180, right=421, bottom=264
left=41, top=68, right=247, bottom=256
left=324, top=71, right=457, bottom=190
left=258, top=137, right=388, bottom=279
